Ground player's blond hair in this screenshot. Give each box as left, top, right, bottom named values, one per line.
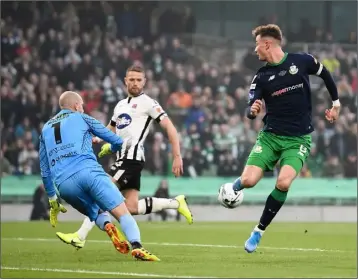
left=126, top=65, right=145, bottom=75
left=252, top=24, right=283, bottom=42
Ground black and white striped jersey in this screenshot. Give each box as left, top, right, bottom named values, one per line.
left=110, top=93, right=167, bottom=161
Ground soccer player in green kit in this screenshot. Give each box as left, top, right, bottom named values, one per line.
left=231, top=24, right=341, bottom=253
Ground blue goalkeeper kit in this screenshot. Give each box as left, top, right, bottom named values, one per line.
left=39, top=109, right=124, bottom=221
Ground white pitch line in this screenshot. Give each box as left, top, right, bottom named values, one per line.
left=1, top=266, right=216, bottom=278
left=1, top=237, right=349, bottom=253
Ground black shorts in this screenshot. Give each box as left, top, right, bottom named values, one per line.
left=108, top=159, right=145, bottom=191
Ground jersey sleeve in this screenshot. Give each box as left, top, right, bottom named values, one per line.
left=302, top=54, right=338, bottom=101
left=147, top=99, right=168, bottom=123
left=110, top=103, right=120, bottom=127
left=248, top=73, right=264, bottom=106
left=303, top=53, right=323, bottom=76
left=39, top=135, right=51, bottom=178
left=81, top=114, right=123, bottom=146
left=39, top=135, right=56, bottom=198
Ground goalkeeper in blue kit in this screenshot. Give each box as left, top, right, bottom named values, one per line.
left=39, top=91, right=159, bottom=261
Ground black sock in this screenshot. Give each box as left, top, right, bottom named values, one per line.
left=131, top=241, right=142, bottom=249
left=258, top=187, right=288, bottom=231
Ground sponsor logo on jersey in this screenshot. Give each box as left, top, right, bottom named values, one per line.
left=156, top=107, right=163, bottom=113
left=52, top=151, right=78, bottom=165
left=271, top=83, right=304, bottom=97
left=49, top=143, right=75, bottom=156
left=116, top=113, right=132, bottom=129
left=289, top=64, right=299, bottom=75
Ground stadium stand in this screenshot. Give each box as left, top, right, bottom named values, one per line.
left=1, top=2, right=357, bottom=204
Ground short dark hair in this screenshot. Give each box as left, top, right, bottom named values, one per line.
left=126, top=65, right=145, bottom=75
left=252, top=24, right=283, bottom=42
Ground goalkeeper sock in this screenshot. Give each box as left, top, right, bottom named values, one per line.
left=77, top=217, right=95, bottom=241
left=119, top=214, right=141, bottom=244
left=137, top=197, right=179, bottom=215
left=95, top=212, right=112, bottom=231
left=258, top=187, right=288, bottom=230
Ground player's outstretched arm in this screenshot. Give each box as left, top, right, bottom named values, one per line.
left=93, top=102, right=121, bottom=144
left=147, top=99, right=183, bottom=177
left=39, top=135, right=56, bottom=199
left=39, top=135, right=67, bottom=227
left=318, top=66, right=340, bottom=122
left=160, top=117, right=183, bottom=177
left=92, top=123, right=116, bottom=144
left=81, top=114, right=123, bottom=148
left=305, top=54, right=340, bottom=122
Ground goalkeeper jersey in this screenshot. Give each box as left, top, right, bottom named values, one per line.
left=39, top=109, right=123, bottom=186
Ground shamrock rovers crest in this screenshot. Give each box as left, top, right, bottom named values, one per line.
left=289, top=64, right=298, bottom=75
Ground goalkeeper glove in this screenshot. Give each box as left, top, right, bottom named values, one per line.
left=98, top=140, right=123, bottom=158
left=49, top=196, right=67, bottom=228
left=98, top=143, right=113, bottom=158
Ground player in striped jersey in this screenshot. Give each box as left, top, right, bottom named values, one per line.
left=56, top=66, right=193, bottom=249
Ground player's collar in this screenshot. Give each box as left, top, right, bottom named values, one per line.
left=267, top=52, right=288, bottom=66
left=127, top=92, right=144, bottom=104
left=128, top=92, right=144, bottom=98
left=60, top=109, right=72, bottom=113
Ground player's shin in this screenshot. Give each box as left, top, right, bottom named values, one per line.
left=102, top=205, right=131, bottom=254
left=77, top=217, right=95, bottom=241
left=137, top=197, right=179, bottom=214
left=119, top=214, right=142, bottom=249
left=257, top=187, right=288, bottom=230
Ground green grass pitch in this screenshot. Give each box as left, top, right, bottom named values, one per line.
left=1, top=221, right=356, bottom=278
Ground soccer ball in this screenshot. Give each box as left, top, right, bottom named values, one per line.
left=218, top=183, right=244, bottom=209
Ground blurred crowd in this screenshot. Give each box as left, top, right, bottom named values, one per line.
left=1, top=2, right=357, bottom=179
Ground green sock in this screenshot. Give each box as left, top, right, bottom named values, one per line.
left=270, top=187, right=288, bottom=202
left=258, top=187, right=288, bottom=230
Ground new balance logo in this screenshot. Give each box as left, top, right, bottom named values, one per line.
left=268, top=75, right=275, bottom=81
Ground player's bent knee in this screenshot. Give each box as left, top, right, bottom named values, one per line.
left=109, top=202, right=130, bottom=219
left=276, top=178, right=292, bottom=191
left=125, top=201, right=139, bottom=215
left=122, top=189, right=139, bottom=215
left=240, top=176, right=256, bottom=188
left=276, top=165, right=298, bottom=191
left=241, top=165, right=264, bottom=188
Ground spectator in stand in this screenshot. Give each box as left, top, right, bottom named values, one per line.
left=1, top=2, right=356, bottom=179
left=30, top=184, right=50, bottom=221
left=322, top=155, right=344, bottom=178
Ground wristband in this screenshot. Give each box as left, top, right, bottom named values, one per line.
left=49, top=195, right=57, bottom=201
left=332, top=100, right=341, bottom=107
